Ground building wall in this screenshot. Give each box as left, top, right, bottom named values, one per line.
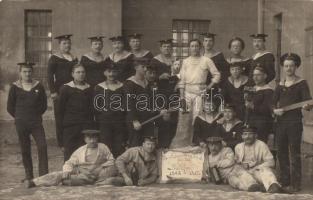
left=263, top=0, right=313, bottom=143
left=0, top=0, right=122, bottom=89
left=122, top=0, right=258, bottom=57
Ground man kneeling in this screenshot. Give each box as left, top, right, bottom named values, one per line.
left=205, top=136, right=263, bottom=192
left=115, top=136, right=158, bottom=186
left=234, top=126, right=282, bottom=193
left=26, top=130, right=117, bottom=188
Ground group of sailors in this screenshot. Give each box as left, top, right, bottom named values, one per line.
left=6, top=31, right=312, bottom=193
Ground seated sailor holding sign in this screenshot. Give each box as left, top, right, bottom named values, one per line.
left=273, top=53, right=312, bottom=193
left=204, top=136, right=263, bottom=192
left=25, top=130, right=118, bottom=188
left=115, top=136, right=158, bottom=186
left=234, top=126, right=282, bottom=193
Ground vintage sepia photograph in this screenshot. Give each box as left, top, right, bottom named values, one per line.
left=0, top=0, right=313, bottom=199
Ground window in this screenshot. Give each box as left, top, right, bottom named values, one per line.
left=172, top=19, right=210, bottom=59
left=25, top=10, right=52, bottom=87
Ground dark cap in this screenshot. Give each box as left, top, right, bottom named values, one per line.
left=249, top=33, right=268, bottom=39
left=109, top=36, right=125, bottom=42
left=54, top=34, right=73, bottom=41
left=88, top=36, right=105, bottom=42
left=128, top=33, right=143, bottom=39
left=159, top=39, right=173, bottom=45
left=280, top=52, right=301, bottom=67
left=206, top=136, right=223, bottom=143
left=229, top=62, right=243, bottom=68
left=253, top=63, right=267, bottom=74
left=242, top=125, right=257, bottom=133
left=143, top=136, right=157, bottom=143
left=17, top=62, right=35, bottom=68
left=133, top=57, right=150, bottom=67
left=104, top=63, right=119, bottom=71
left=223, top=103, right=236, bottom=111
left=81, top=129, right=100, bottom=137
left=146, top=64, right=158, bottom=72
left=201, top=32, right=217, bottom=39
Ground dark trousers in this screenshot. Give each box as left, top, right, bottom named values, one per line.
left=127, top=122, right=155, bottom=148
left=99, top=121, right=127, bottom=158
left=157, top=112, right=178, bottom=148
left=53, top=99, right=63, bottom=147
left=63, top=124, right=85, bottom=162
left=248, top=119, right=273, bottom=143
left=15, top=120, right=48, bottom=180
left=276, top=121, right=303, bottom=189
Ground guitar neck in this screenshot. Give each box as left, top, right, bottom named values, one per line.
left=281, top=99, right=313, bottom=112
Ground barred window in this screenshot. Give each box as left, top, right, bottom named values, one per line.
left=25, top=10, right=52, bottom=87
left=172, top=19, right=210, bottom=60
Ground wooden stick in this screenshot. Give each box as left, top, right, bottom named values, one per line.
left=280, top=99, right=313, bottom=112
left=141, top=109, right=176, bottom=126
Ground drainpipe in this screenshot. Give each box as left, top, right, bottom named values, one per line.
left=258, top=0, right=265, bottom=34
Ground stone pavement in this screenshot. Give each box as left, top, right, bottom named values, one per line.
left=1, top=184, right=313, bottom=200
left=1, top=141, right=313, bottom=200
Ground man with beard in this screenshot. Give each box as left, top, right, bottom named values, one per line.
left=234, top=126, right=282, bottom=193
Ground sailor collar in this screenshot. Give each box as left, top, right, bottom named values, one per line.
left=279, top=77, right=305, bottom=87
left=132, top=49, right=150, bottom=58
left=98, top=81, right=123, bottom=91
left=13, top=80, right=40, bottom=90
left=252, top=51, right=272, bottom=60
left=127, top=76, right=148, bottom=88
left=222, top=119, right=242, bottom=132
left=83, top=53, right=106, bottom=63
left=109, top=51, right=132, bottom=62
left=254, top=84, right=273, bottom=91
left=204, top=51, right=222, bottom=59
left=228, top=75, right=248, bottom=88
left=65, top=81, right=90, bottom=90
left=227, top=57, right=250, bottom=63
left=53, top=52, right=77, bottom=62
left=154, top=54, right=174, bottom=66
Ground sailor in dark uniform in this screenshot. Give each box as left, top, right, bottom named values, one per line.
left=81, top=36, right=106, bottom=88
left=94, top=63, right=127, bottom=158
left=105, top=36, right=134, bottom=82
left=248, top=34, right=275, bottom=85
left=58, top=64, right=94, bottom=161
left=123, top=59, right=163, bottom=147
left=221, top=63, right=248, bottom=121
left=246, top=65, right=274, bottom=143
left=226, top=37, right=250, bottom=76
left=7, top=62, right=48, bottom=184
left=201, top=32, right=229, bottom=83
left=128, top=33, right=153, bottom=61
left=273, top=53, right=312, bottom=192
left=216, top=104, right=244, bottom=150
left=47, top=34, right=78, bottom=148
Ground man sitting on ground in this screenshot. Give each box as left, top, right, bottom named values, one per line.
left=204, top=136, right=262, bottom=192
left=234, top=126, right=282, bottom=193
left=26, top=130, right=117, bottom=188
left=115, top=136, right=158, bottom=186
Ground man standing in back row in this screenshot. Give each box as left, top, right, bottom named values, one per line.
left=47, top=34, right=78, bottom=148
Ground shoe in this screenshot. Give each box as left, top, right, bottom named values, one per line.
left=24, top=180, right=35, bottom=188
left=281, top=186, right=301, bottom=194
left=268, top=183, right=282, bottom=193
left=248, top=183, right=263, bottom=192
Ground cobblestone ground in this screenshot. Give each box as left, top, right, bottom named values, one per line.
left=1, top=141, right=313, bottom=200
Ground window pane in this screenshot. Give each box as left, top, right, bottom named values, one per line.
left=172, top=19, right=210, bottom=59
left=25, top=10, right=52, bottom=87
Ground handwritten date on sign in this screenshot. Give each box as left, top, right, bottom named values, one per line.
left=160, top=150, right=205, bottom=183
